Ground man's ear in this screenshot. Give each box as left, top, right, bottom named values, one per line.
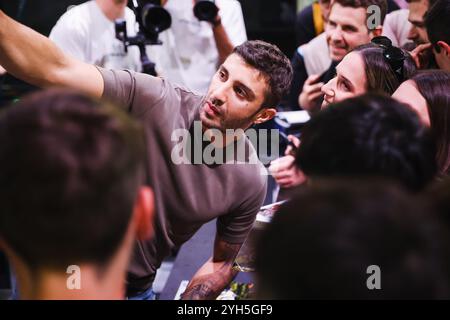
left=254, top=108, right=277, bottom=124
left=133, top=186, right=154, bottom=241
left=370, top=26, right=383, bottom=38
left=436, top=41, right=450, bottom=56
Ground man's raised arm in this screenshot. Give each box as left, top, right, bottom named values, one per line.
left=0, top=10, right=103, bottom=98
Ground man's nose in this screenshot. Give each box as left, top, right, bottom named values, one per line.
left=211, top=83, right=228, bottom=106
left=330, top=28, right=343, bottom=42
left=408, top=26, right=418, bottom=41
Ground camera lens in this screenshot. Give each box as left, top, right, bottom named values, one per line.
left=141, top=3, right=172, bottom=34
left=193, top=0, right=218, bottom=22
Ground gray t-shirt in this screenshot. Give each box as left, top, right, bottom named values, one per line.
left=99, top=68, right=267, bottom=293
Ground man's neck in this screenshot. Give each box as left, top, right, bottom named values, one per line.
left=202, top=127, right=246, bottom=149
left=95, top=0, right=127, bottom=21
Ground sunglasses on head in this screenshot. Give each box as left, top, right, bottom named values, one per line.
left=371, top=36, right=406, bottom=82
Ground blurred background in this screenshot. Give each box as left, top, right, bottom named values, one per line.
left=0, top=0, right=308, bottom=107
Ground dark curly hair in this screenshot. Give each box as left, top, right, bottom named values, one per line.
left=233, top=40, right=293, bottom=108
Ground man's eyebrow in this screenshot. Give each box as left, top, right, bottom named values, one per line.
left=328, top=18, right=337, bottom=24
left=341, top=23, right=358, bottom=31
left=219, top=65, right=228, bottom=74
left=236, top=81, right=256, bottom=100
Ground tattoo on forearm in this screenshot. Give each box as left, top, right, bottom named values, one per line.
left=181, top=281, right=216, bottom=300
left=181, top=240, right=241, bottom=300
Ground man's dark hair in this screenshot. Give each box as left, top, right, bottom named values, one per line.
left=0, top=89, right=146, bottom=272
left=255, top=179, right=450, bottom=299
left=296, top=94, right=437, bottom=191
left=425, top=0, right=450, bottom=51
left=332, top=0, right=388, bottom=26
left=233, top=40, right=293, bottom=108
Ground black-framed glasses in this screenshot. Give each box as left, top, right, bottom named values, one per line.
left=371, top=36, right=406, bottom=82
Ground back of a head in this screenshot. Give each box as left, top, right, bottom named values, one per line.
left=412, top=70, right=450, bottom=175
left=353, top=43, right=417, bottom=95
left=255, top=179, right=450, bottom=299
left=0, top=89, right=145, bottom=271
left=296, top=94, right=437, bottom=191
left=425, top=0, right=450, bottom=48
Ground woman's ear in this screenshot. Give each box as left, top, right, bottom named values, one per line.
left=254, top=108, right=277, bottom=124
left=133, top=186, right=155, bottom=241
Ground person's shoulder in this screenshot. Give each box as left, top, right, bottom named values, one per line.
left=216, top=0, right=243, bottom=12
left=171, top=82, right=205, bottom=109
left=60, top=1, right=92, bottom=19
left=130, top=72, right=204, bottom=115
left=384, top=8, right=409, bottom=24
left=53, top=1, right=93, bottom=29
left=297, top=4, right=314, bottom=21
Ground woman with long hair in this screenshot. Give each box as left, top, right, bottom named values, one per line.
left=393, top=70, right=450, bottom=176
left=321, top=37, right=417, bottom=107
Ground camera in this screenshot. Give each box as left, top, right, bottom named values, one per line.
left=134, top=0, right=171, bottom=39
left=193, top=0, right=219, bottom=23
left=115, top=0, right=172, bottom=75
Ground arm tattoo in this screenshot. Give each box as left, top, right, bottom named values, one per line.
left=181, top=239, right=241, bottom=300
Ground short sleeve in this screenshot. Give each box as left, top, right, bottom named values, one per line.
left=216, top=177, right=268, bottom=244
left=98, top=68, right=166, bottom=117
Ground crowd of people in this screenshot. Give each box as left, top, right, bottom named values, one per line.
left=0, top=0, right=449, bottom=300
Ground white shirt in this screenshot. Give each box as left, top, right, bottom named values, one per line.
left=382, top=9, right=412, bottom=48
left=149, top=0, right=247, bottom=94
left=50, top=1, right=142, bottom=71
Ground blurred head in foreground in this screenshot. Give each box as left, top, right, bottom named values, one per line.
left=0, top=89, right=154, bottom=300
left=255, top=179, right=450, bottom=299
left=296, top=94, right=437, bottom=191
